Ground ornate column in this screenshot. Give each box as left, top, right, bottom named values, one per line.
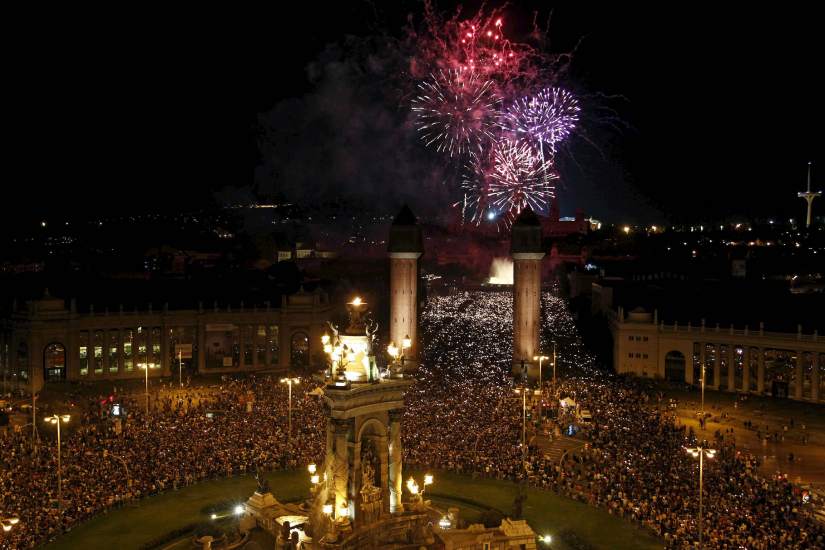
left=795, top=350, right=804, bottom=400
left=757, top=348, right=765, bottom=394
left=388, top=409, right=404, bottom=513
left=378, top=434, right=390, bottom=516
left=332, top=418, right=352, bottom=517
left=726, top=345, right=735, bottom=392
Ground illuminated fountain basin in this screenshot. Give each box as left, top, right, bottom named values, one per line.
left=487, top=257, right=514, bottom=285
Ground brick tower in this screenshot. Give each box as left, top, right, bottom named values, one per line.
left=511, top=208, right=544, bottom=377
left=388, top=205, right=423, bottom=366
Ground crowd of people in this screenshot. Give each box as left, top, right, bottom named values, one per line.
left=408, top=290, right=825, bottom=549
left=0, top=378, right=325, bottom=549
left=1, top=288, right=823, bottom=549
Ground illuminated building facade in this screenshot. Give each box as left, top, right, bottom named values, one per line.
left=611, top=306, right=825, bottom=402
left=0, top=289, right=332, bottom=392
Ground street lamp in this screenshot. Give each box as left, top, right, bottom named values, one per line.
left=401, top=335, right=411, bottom=368
left=406, top=474, right=433, bottom=505
left=138, top=326, right=149, bottom=419
left=551, top=340, right=557, bottom=387
left=514, top=388, right=527, bottom=452
left=423, top=473, right=433, bottom=496
left=44, top=414, right=71, bottom=510
left=533, top=355, right=549, bottom=423
left=700, top=362, right=706, bottom=429
left=387, top=342, right=400, bottom=377
left=685, top=445, right=716, bottom=549
left=280, top=377, right=300, bottom=437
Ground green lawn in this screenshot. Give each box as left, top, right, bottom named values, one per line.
left=44, top=470, right=661, bottom=550
left=413, top=470, right=661, bottom=550
left=42, top=470, right=310, bottom=550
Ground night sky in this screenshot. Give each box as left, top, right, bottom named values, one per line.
left=6, top=3, right=823, bottom=229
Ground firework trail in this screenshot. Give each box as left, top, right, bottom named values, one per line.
left=411, top=68, right=501, bottom=158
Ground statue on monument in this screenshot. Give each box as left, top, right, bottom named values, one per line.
left=345, top=297, right=368, bottom=334
left=365, top=319, right=381, bottom=382
left=359, top=440, right=382, bottom=525
left=254, top=466, right=270, bottom=494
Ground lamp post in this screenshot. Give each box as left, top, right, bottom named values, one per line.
left=32, top=393, right=38, bottom=449
left=308, top=463, right=320, bottom=489
left=322, top=502, right=335, bottom=540
left=103, top=449, right=131, bottom=489
left=280, top=376, right=300, bottom=437
left=322, top=333, right=335, bottom=380
left=514, top=387, right=527, bottom=451
left=552, top=340, right=557, bottom=387
left=138, top=326, right=149, bottom=420
left=685, top=445, right=716, bottom=549
left=533, top=355, right=549, bottom=423
left=44, top=414, right=70, bottom=510
left=699, top=362, right=706, bottom=430
left=401, top=335, right=411, bottom=369
left=387, top=342, right=399, bottom=376
left=405, top=474, right=433, bottom=508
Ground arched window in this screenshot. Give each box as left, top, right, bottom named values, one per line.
left=290, top=332, right=309, bottom=368
left=664, top=351, right=686, bottom=382
left=44, top=343, right=66, bottom=382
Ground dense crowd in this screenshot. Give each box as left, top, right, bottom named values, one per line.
left=407, top=290, right=825, bottom=549
left=0, top=378, right=325, bottom=549
left=1, top=288, right=823, bottom=548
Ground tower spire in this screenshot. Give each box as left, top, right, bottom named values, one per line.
left=808, top=161, right=812, bottom=193
left=798, top=161, right=821, bottom=229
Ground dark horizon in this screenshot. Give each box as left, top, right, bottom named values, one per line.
left=5, top=3, right=823, bottom=229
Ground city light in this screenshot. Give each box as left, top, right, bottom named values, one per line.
left=234, top=505, right=244, bottom=516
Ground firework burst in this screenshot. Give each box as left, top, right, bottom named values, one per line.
left=408, top=4, right=580, bottom=227
left=458, top=139, right=556, bottom=227
left=488, top=138, right=556, bottom=215
left=501, top=87, right=579, bottom=159
left=411, top=68, right=501, bottom=158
